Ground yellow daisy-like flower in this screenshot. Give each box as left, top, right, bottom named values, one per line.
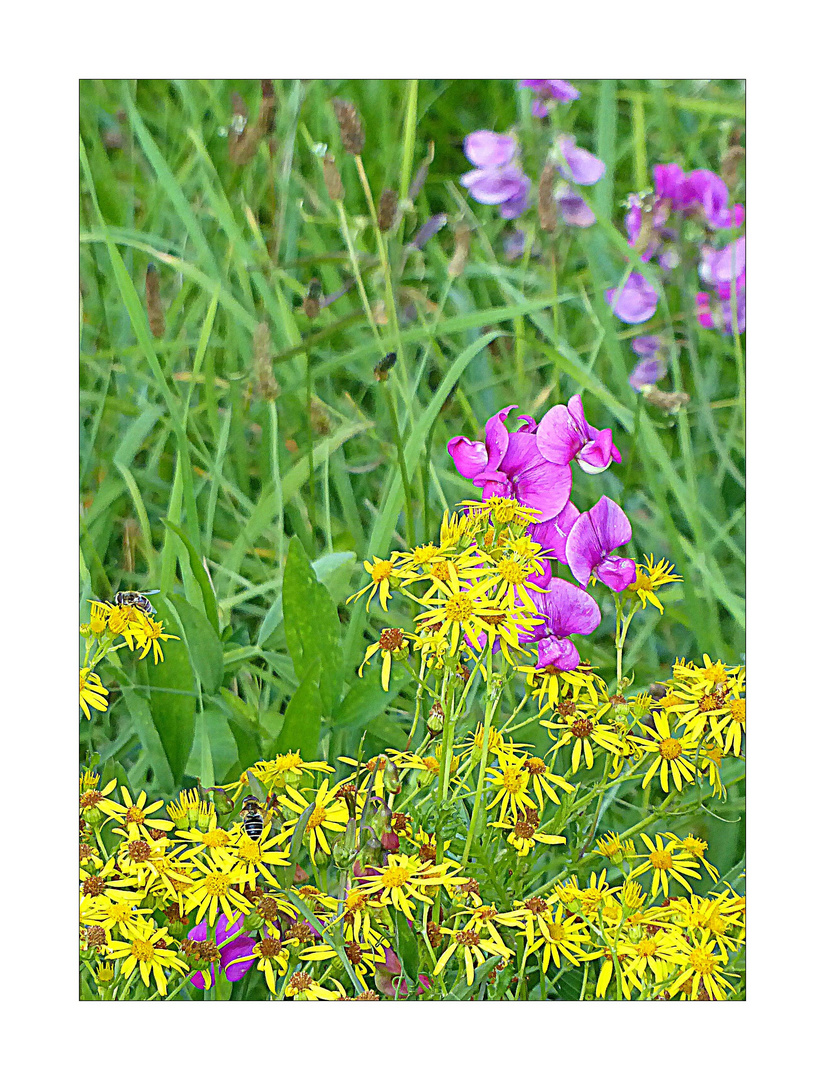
left=486, top=761, right=537, bottom=822
left=414, top=575, right=512, bottom=657
left=521, top=661, right=604, bottom=716
left=79, top=776, right=121, bottom=822
left=463, top=496, right=540, bottom=529
left=625, top=554, right=681, bottom=613
left=237, top=752, right=334, bottom=793
left=540, top=702, right=625, bottom=772
left=137, top=617, right=179, bottom=664
left=183, top=850, right=253, bottom=926
left=79, top=667, right=108, bottom=720
left=252, top=930, right=290, bottom=994
left=521, top=902, right=592, bottom=972
left=317, top=887, right=386, bottom=944
left=301, top=939, right=384, bottom=979
left=623, top=928, right=682, bottom=994
left=709, top=692, right=746, bottom=756
left=492, top=814, right=566, bottom=857
left=672, top=654, right=740, bottom=690
left=284, top=970, right=346, bottom=1000
left=668, top=894, right=741, bottom=961
left=665, top=833, right=719, bottom=883
left=107, top=918, right=188, bottom=997
left=595, top=831, right=635, bottom=861
left=228, top=825, right=291, bottom=889
left=278, top=778, right=349, bottom=863
left=346, top=552, right=403, bottom=612
left=79, top=857, right=140, bottom=902
left=433, top=921, right=511, bottom=985
left=463, top=601, right=541, bottom=667
left=103, top=786, right=174, bottom=838
left=356, top=853, right=463, bottom=921
left=107, top=604, right=150, bottom=650
left=631, top=833, right=702, bottom=899
left=667, top=928, right=736, bottom=1000
left=358, top=627, right=411, bottom=691
left=631, top=713, right=701, bottom=793
left=520, top=754, right=575, bottom=809
left=81, top=895, right=153, bottom=937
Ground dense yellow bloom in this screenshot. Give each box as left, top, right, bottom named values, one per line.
left=596, top=831, right=635, bottom=861
left=521, top=903, right=592, bottom=971
left=631, top=834, right=702, bottom=899
left=541, top=703, right=625, bottom=772
left=104, top=787, right=174, bottom=838
left=278, top=778, right=349, bottom=863
left=242, top=752, right=334, bottom=792
left=626, top=554, right=681, bottom=613
left=486, top=762, right=537, bottom=821
left=414, top=575, right=516, bottom=657
left=285, top=971, right=347, bottom=1000
left=668, top=928, right=736, bottom=1000
left=433, top=921, right=511, bottom=985
left=252, top=930, right=290, bottom=994
left=79, top=667, right=108, bottom=720
left=183, top=851, right=253, bottom=926
left=631, top=712, right=701, bottom=793
left=492, top=815, right=566, bottom=857
left=521, top=662, right=603, bottom=715
left=106, top=918, right=188, bottom=997
left=356, top=853, right=464, bottom=921
left=229, top=825, right=291, bottom=889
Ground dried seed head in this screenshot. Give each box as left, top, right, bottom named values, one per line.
left=538, top=161, right=557, bottom=232
left=332, top=98, right=365, bottom=155
left=309, top=398, right=331, bottom=435
left=377, top=188, right=399, bottom=232
left=642, top=387, right=690, bottom=414
left=303, top=278, right=322, bottom=319
left=448, top=223, right=471, bottom=277
left=323, top=154, right=344, bottom=201
left=231, top=81, right=277, bottom=164
left=252, top=322, right=280, bottom=402
left=721, top=144, right=745, bottom=190
left=145, top=263, right=165, bottom=338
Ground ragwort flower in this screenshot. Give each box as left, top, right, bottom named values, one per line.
left=107, top=918, right=189, bottom=996
left=79, top=667, right=108, bottom=720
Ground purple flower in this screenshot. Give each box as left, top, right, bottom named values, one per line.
left=565, top=496, right=636, bottom=592
left=520, top=79, right=580, bottom=117
left=689, top=169, right=744, bottom=230
left=696, top=237, right=745, bottom=333
left=556, top=182, right=596, bottom=227
left=557, top=136, right=605, bottom=186
left=629, top=336, right=667, bottom=391
left=448, top=406, right=572, bottom=522
left=605, top=272, right=658, bottom=324
left=518, top=577, right=601, bottom=670
left=536, top=394, right=621, bottom=475
left=528, top=501, right=581, bottom=569
left=653, top=163, right=695, bottom=211
left=187, top=914, right=256, bottom=990
left=460, top=131, right=530, bottom=220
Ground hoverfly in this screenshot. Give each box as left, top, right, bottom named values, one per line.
left=239, top=795, right=267, bottom=841
left=112, top=590, right=160, bottom=616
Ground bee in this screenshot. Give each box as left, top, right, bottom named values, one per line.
left=239, top=796, right=266, bottom=841
left=113, top=590, right=160, bottom=616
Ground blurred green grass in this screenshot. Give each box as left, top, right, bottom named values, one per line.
left=79, top=79, right=744, bottom=865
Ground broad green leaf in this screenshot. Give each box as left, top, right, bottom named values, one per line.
left=185, top=707, right=239, bottom=785
left=281, top=537, right=343, bottom=715
left=275, top=667, right=322, bottom=761
left=143, top=597, right=197, bottom=786
left=393, top=909, right=419, bottom=985
left=163, top=519, right=220, bottom=633
left=167, top=595, right=224, bottom=694
left=257, top=551, right=356, bottom=648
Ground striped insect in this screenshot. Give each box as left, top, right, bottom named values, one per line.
left=113, top=590, right=160, bottom=616
left=239, top=795, right=267, bottom=841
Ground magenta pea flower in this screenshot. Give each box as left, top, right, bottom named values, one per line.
left=605, top=271, right=658, bottom=324
left=536, top=394, right=621, bottom=476
left=689, top=169, right=744, bottom=230
left=696, top=237, right=745, bottom=333
left=518, top=577, right=601, bottom=671
left=528, top=500, right=581, bottom=571
left=460, top=131, right=531, bottom=220
left=520, top=79, right=580, bottom=117
left=556, top=135, right=605, bottom=186
left=565, top=496, right=636, bottom=592
left=448, top=406, right=572, bottom=521
left=187, top=914, right=256, bottom=990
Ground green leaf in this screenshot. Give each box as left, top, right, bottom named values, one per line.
left=393, top=909, right=419, bottom=985
left=163, top=519, right=220, bottom=633
left=275, top=667, right=322, bottom=760
left=117, top=680, right=174, bottom=793
left=256, top=551, right=355, bottom=648
left=143, top=597, right=197, bottom=786
left=281, top=537, right=343, bottom=715
left=445, top=956, right=501, bottom=1000
left=185, top=708, right=239, bottom=785
left=333, top=657, right=412, bottom=730
left=167, top=595, right=224, bottom=694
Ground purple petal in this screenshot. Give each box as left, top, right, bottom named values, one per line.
left=447, top=436, right=488, bottom=481
left=484, top=406, right=515, bottom=471
left=517, top=414, right=537, bottom=434
left=542, top=577, right=602, bottom=637
left=566, top=496, right=632, bottom=589
left=605, top=272, right=658, bottom=324
left=631, top=335, right=663, bottom=358
left=536, top=402, right=586, bottom=466
left=547, top=80, right=580, bottom=102
left=589, top=495, right=633, bottom=551
left=596, top=555, right=637, bottom=592
left=629, top=356, right=667, bottom=391
left=557, top=136, right=605, bottom=186
left=464, top=131, right=516, bottom=169
left=529, top=501, right=581, bottom=566
left=566, top=511, right=607, bottom=588
left=498, top=432, right=572, bottom=521
left=578, top=428, right=618, bottom=473
left=556, top=184, right=596, bottom=227
left=462, top=167, right=527, bottom=205
left=536, top=635, right=580, bottom=670
left=499, top=176, right=531, bottom=219
left=221, top=936, right=257, bottom=982
left=189, top=967, right=212, bottom=990
left=531, top=100, right=549, bottom=118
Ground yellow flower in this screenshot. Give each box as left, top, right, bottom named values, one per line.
left=433, top=920, right=511, bottom=985
left=631, top=712, right=701, bottom=793
left=626, top=554, right=681, bottom=613
left=81, top=895, right=153, bottom=937
left=79, top=667, right=108, bottom=720
left=631, top=833, right=702, bottom=899
left=521, top=903, right=591, bottom=971
left=183, top=850, right=252, bottom=926
left=540, top=702, right=624, bottom=772
left=665, top=833, right=719, bottom=882
left=486, top=762, right=537, bottom=822
left=595, top=831, right=635, bottom=861
left=137, top=617, right=179, bottom=663
left=521, top=661, right=603, bottom=715
left=520, top=754, right=575, bottom=809
left=107, top=918, right=188, bottom=997
left=356, top=853, right=464, bottom=921
left=284, top=970, right=347, bottom=1000
left=228, top=824, right=290, bottom=889
left=358, top=627, right=411, bottom=691
left=347, top=553, right=403, bottom=612
left=492, top=814, right=566, bottom=857
left=414, top=575, right=515, bottom=657
left=104, top=786, right=174, bottom=838
left=278, top=778, right=349, bottom=863
left=252, top=930, right=290, bottom=994
left=79, top=857, right=140, bottom=903
left=667, top=928, right=736, bottom=1000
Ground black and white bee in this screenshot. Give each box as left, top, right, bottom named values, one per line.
left=113, top=590, right=160, bottom=616
left=240, top=795, right=265, bottom=841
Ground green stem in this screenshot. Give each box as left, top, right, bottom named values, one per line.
left=462, top=649, right=499, bottom=863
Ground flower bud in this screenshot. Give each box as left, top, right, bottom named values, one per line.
left=358, top=834, right=384, bottom=868
left=81, top=803, right=104, bottom=827
left=382, top=759, right=402, bottom=795
left=377, top=188, right=398, bottom=232
left=323, top=154, right=344, bottom=201
left=332, top=817, right=358, bottom=869
left=79, top=623, right=92, bottom=637
left=381, top=830, right=400, bottom=853
left=427, top=701, right=445, bottom=734
left=313, top=846, right=330, bottom=869
left=244, top=909, right=265, bottom=933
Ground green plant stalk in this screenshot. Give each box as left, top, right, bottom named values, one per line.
left=384, top=378, right=416, bottom=548
left=462, top=649, right=499, bottom=863
left=335, top=199, right=381, bottom=344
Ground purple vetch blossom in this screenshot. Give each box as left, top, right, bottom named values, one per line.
left=565, top=496, right=636, bottom=592
left=653, top=163, right=744, bottom=229
left=448, top=406, right=572, bottom=522
left=503, top=228, right=540, bottom=261
left=556, top=182, right=596, bottom=227
left=556, top=136, right=605, bottom=186
left=528, top=500, right=581, bottom=570
left=460, top=131, right=530, bottom=220
left=536, top=394, right=621, bottom=475
left=696, top=236, right=746, bottom=333
left=520, top=79, right=580, bottom=117
left=629, top=336, right=667, bottom=391
left=605, top=271, right=658, bottom=324
left=408, top=213, right=448, bottom=251
left=187, top=914, right=256, bottom=990
left=518, top=577, right=601, bottom=671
